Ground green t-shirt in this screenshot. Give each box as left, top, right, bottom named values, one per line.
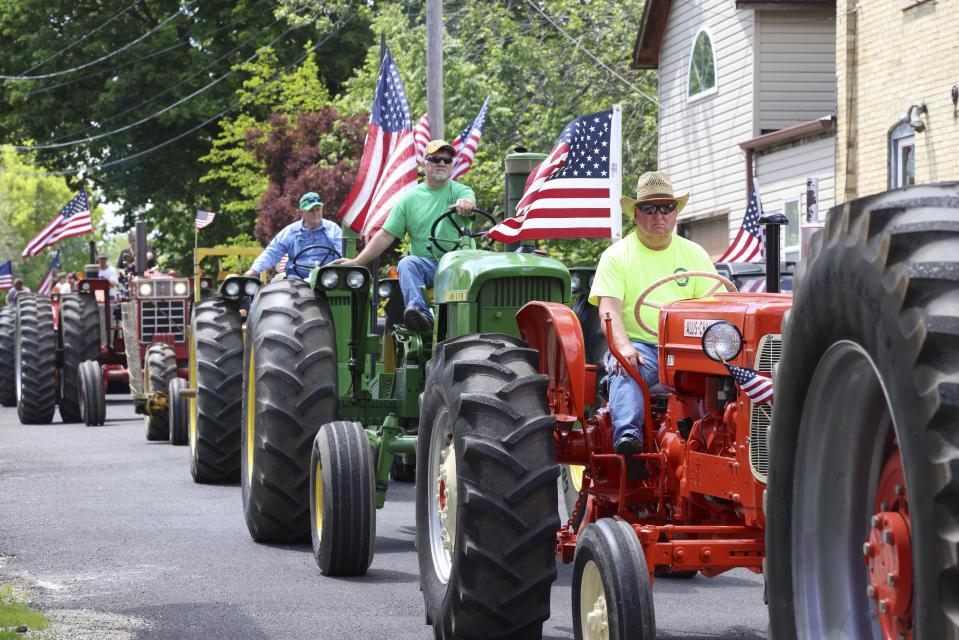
left=381, top=180, right=477, bottom=259
left=588, top=232, right=718, bottom=343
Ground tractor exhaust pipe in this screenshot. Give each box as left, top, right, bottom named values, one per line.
left=759, top=212, right=788, bottom=294
left=135, top=213, right=148, bottom=275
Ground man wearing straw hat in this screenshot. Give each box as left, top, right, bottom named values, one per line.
left=588, top=171, right=718, bottom=469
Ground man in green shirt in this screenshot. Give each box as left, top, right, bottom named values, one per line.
left=588, top=171, right=718, bottom=463
left=332, top=139, right=476, bottom=331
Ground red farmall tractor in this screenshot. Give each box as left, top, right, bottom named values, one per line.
left=415, top=184, right=958, bottom=639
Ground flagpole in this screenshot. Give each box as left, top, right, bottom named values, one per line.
left=83, top=185, right=97, bottom=263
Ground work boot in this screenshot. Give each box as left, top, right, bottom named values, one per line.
left=614, top=433, right=650, bottom=482
left=403, top=306, right=433, bottom=333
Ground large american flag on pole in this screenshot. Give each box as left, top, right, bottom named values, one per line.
left=487, top=105, right=622, bottom=242
left=36, top=251, right=60, bottom=295
left=22, top=189, right=93, bottom=257
left=451, top=96, right=489, bottom=180
left=718, top=180, right=765, bottom=263
left=336, top=49, right=417, bottom=241
left=0, top=261, right=12, bottom=290
left=725, top=363, right=774, bottom=406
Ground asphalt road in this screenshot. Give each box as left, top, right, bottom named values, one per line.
left=0, top=398, right=768, bottom=639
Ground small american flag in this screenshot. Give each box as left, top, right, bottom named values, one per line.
left=0, top=261, right=12, bottom=290
left=718, top=181, right=765, bottom=263
left=195, top=209, right=216, bottom=229
left=276, top=254, right=288, bottom=273
left=37, top=251, right=60, bottom=295
left=725, top=363, right=774, bottom=406
left=487, top=106, right=622, bottom=242
left=413, top=113, right=430, bottom=168
left=451, top=96, right=489, bottom=180
left=22, top=189, right=93, bottom=257
left=337, top=49, right=417, bottom=241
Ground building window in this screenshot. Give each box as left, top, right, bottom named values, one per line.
left=677, top=214, right=729, bottom=260
left=687, top=29, right=717, bottom=100
left=889, top=123, right=915, bottom=189
left=783, top=197, right=801, bottom=262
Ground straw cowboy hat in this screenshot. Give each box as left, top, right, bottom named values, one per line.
left=620, top=171, right=689, bottom=217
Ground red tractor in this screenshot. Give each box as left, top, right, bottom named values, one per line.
left=415, top=184, right=958, bottom=639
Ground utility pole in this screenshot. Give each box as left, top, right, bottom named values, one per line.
left=426, top=0, right=444, bottom=139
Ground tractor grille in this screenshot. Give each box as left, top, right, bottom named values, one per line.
left=478, top=276, right=564, bottom=308
left=139, top=300, right=187, bottom=342
left=749, top=334, right=781, bottom=482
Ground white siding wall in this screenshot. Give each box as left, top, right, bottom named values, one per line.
left=757, top=11, right=836, bottom=132
left=658, top=2, right=755, bottom=231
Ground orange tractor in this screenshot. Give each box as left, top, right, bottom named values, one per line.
left=415, top=184, right=956, bottom=639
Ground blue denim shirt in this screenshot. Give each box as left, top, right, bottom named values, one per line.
left=250, top=217, right=343, bottom=278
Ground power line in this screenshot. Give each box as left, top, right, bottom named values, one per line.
left=0, top=2, right=194, bottom=81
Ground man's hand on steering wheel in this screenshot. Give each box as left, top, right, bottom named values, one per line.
left=454, top=198, right=475, bottom=217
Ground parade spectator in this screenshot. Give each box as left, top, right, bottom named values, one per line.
left=5, top=279, right=30, bottom=305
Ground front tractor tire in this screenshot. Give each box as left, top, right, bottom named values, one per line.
left=0, top=306, right=16, bottom=407
left=416, top=334, right=559, bottom=640
left=767, top=184, right=959, bottom=639
left=241, top=279, right=338, bottom=543
left=57, top=293, right=101, bottom=423
left=78, top=359, right=105, bottom=426
left=144, top=342, right=176, bottom=441
left=16, top=294, right=57, bottom=424
left=310, top=421, right=375, bottom=576
left=190, top=296, right=244, bottom=482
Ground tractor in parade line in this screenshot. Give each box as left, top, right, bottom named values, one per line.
left=412, top=182, right=959, bottom=640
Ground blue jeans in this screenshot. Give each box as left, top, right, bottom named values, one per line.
left=398, top=255, right=438, bottom=322
left=603, top=341, right=660, bottom=445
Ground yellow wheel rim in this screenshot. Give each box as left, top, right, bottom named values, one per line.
left=314, top=457, right=323, bottom=540
left=580, top=559, right=609, bottom=640
left=188, top=328, right=198, bottom=454
left=246, top=349, right=255, bottom=483
left=569, top=464, right=584, bottom=491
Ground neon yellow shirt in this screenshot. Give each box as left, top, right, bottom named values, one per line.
left=588, top=232, right=718, bottom=342
left=382, top=181, right=476, bottom=259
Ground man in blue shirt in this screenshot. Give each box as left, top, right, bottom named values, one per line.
left=246, top=192, right=343, bottom=279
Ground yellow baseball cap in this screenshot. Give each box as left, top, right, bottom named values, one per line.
left=425, top=139, right=456, bottom=156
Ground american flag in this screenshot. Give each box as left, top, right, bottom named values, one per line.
left=413, top=113, right=430, bottom=168
left=195, top=209, right=216, bottom=229
left=725, top=363, right=774, bottom=406
left=336, top=50, right=417, bottom=241
left=0, top=261, right=12, bottom=290
left=450, top=96, right=489, bottom=180
left=22, top=189, right=93, bottom=258
left=718, top=181, right=764, bottom=263
left=487, top=105, right=622, bottom=242
left=276, top=254, right=288, bottom=273
left=36, top=251, right=60, bottom=295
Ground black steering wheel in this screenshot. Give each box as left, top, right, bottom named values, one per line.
left=428, top=207, right=496, bottom=256
left=289, top=244, right=343, bottom=276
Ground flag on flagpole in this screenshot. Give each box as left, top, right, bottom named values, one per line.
left=718, top=180, right=765, bottom=263
left=724, top=363, right=774, bottom=406
left=450, top=96, right=489, bottom=180
left=487, top=105, right=623, bottom=243
left=22, top=189, right=93, bottom=257
left=195, top=210, right=216, bottom=229
left=413, top=113, right=431, bottom=168
left=336, top=49, right=418, bottom=241
left=0, top=261, right=12, bottom=290
left=37, top=251, right=61, bottom=295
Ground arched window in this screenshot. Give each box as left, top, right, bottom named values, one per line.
left=688, top=28, right=717, bottom=99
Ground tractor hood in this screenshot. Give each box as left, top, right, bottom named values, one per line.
left=433, top=250, right=571, bottom=305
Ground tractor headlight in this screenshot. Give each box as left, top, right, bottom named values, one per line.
left=80, top=282, right=91, bottom=292
left=200, top=278, right=211, bottom=289
left=377, top=282, right=392, bottom=298
left=701, top=320, right=744, bottom=363
left=139, top=282, right=153, bottom=297
left=243, top=281, right=259, bottom=297
left=224, top=281, right=241, bottom=297
left=320, top=270, right=339, bottom=289
left=346, top=270, right=366, bottom=290
left=570, top=274, right=582, bottom=294
left=173, top=281, right=188, bottom=296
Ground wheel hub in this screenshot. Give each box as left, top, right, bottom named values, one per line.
left=585, top=594, right=609, bottom=640
left=437, top=441, right=457, bottom=553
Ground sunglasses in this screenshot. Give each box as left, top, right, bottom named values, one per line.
left=425, top=155, right=453, bottom=165
left=303, top=195, right=323, bottom=204
left=636, top=202, right=677, bottom=215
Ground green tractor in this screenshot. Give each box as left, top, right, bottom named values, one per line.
left=240, top=153, right=570, bottom=576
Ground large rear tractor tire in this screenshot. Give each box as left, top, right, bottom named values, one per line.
left=311, top=420, right=376, bottom=576
left=416, top=333, right=559, bottom=640
left=0, top=306, right=16, bottom=407
left=78, top=359, right=105, bottom=426
left=241, top=279, right=338, bottom=543
left=144, top=342, right=176, bottom=441
left=168, top=377, right=189, bottom=445
left=572, top=519, right=656, bottom=640
left=57, top=293, right=102, bottom=423
left=16, top=295, right=57, bottom=424
left=767, top=184, right=959, bottom=640
left=190, top=296, right=244, bottom=482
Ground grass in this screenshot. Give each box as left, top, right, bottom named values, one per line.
left=0, top=584, right=49, bottom=639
